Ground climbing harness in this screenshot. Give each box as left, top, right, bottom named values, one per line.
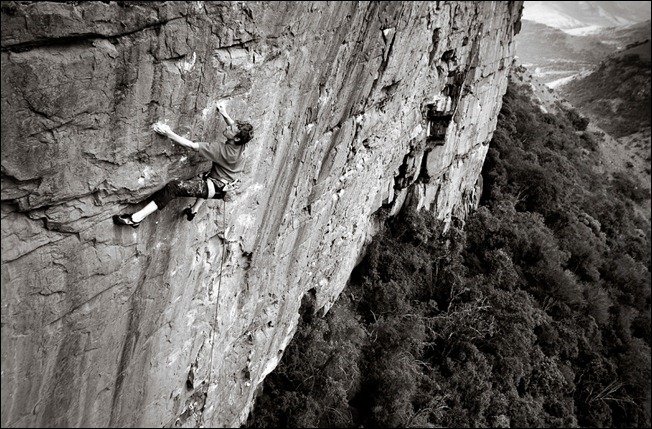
left=203, top=174, right=239, bottom=199
left=199, top=199, right=227, bottom=426
left=221, top=178, right=240, bottom=194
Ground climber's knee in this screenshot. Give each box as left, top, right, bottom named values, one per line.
left=151, top=190, right=170, bottom=209
left=167, top=179, right=184, bottom=193
left=151, top=180, right=182, bottom=209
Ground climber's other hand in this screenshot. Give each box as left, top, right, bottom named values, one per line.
left=152, top=122, right=172, bottom=136
left=216, top=102, right=227, bottom=114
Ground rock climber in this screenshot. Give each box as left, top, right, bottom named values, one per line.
left=113, top=102, right=253, bottom=227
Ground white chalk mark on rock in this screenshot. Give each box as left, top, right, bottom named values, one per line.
left=182, top=52, right=197, bottom=73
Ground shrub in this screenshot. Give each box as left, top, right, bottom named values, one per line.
left=564, top=107, right=590, bottom=131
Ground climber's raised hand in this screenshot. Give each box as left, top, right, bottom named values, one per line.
left=216, top=102, right=235, bottom=126
left=152, top=122, right=172, bottom=137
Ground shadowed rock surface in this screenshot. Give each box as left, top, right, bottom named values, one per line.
left=1, top=1, right=522, bottom=427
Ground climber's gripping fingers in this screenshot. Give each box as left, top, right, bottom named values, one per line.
left=216, top=102, right=226, bottom=115
left=152, top=122, right=172, bottom=137
left=216, top=102, right=235, bottom=126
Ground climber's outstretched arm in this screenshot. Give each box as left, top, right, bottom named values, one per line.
left=216, top=102, right=235, bottom=126
left=152, top=123, right=199, bottom=150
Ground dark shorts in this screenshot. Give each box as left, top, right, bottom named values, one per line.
left=151, top=176, right=226, bottom=209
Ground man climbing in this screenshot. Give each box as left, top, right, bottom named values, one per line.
left=113, top=102, right=253, bottom=227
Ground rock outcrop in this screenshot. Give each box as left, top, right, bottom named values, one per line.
left=1, top=2, right=522, bottom=427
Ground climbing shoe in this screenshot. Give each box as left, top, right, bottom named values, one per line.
left=183, top=207, right=196, bottom=221
left=113, top=214, right=140, bottom=228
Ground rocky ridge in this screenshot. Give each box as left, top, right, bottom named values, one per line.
left=1, top=2, right=522, bottom=427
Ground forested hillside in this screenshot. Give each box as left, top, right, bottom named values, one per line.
left=562, top=39, right=651, bottom=137
left=247, top=80, right=651, bottom=428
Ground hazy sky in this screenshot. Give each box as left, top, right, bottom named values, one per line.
left=523, top=1, right=652, bottom=31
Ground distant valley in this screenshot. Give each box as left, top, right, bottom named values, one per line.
left=516, top=19, right=650, bottom=86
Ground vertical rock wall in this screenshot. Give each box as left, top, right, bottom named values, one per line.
left=1, top=1, right=522, bottom=427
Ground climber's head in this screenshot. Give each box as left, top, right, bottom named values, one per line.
left=224, top=121, right=254, bottom=145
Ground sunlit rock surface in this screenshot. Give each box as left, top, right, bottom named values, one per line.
left=1, top=1, right=522, bottom=427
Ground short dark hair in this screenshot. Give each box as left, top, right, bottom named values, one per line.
left=234, top=121, right=254, bottom=145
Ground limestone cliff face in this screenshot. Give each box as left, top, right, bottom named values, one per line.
left=1, top=2, right=522, bottom=427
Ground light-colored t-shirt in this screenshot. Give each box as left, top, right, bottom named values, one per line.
left=197, top=140, right=245, bottom=183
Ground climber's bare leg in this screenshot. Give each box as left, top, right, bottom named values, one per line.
left=113, top=200, right=158, bottom=227
left=132, top=201, right=158, bottom=222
